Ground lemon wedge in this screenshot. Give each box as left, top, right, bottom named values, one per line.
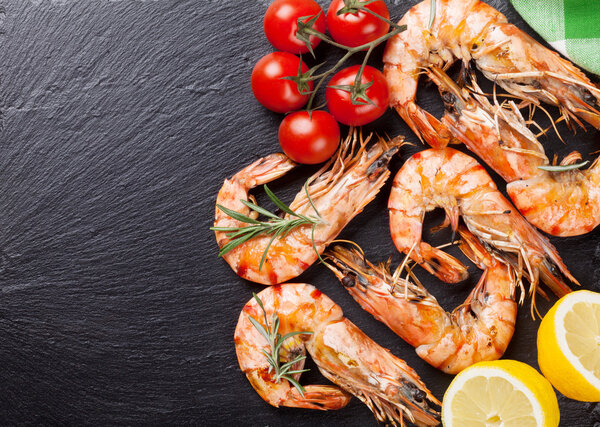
left=442, top=360, right=559, bottom=427
left=538, top=289, right=600, bottom=401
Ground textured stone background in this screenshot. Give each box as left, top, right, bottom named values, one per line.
left=0, top=0, right=598, bottom=425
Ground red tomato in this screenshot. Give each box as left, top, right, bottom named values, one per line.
left=251, top=52, right=313, bottom=113
left=264, top=0, right=326, bottom=54
left=278, top=111, right=340, bottom=164
left=326, top=0, right=390, bottom=47
left=325, top=65, right=390, bottom=126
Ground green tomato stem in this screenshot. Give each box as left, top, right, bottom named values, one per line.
left=302, top=25, right=405, bottom=111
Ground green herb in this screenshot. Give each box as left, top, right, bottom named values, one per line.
left=538, top=161, right=589, bottom=172
left=248, top=293, right=313, bottom=397
left=211, top=183, right=323, bottom=271
left=428, top=0, right=436, bottom=30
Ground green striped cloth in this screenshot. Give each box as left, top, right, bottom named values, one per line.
left=511, top=0, right=600, bottom=74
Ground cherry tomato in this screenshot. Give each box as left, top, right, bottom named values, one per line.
left=279, top=111, right=340, bottom=164
left=325, top=65, right=390, bottom=126
left=264, top=0, right=326, bottom=54
left=326, top=0, right=390, bottom=47
left=251, top=52, right=313, bottom=113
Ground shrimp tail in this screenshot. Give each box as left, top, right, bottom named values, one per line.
left=456, top=225, right=494, bottom=269
left=234, top=153, right=296, bottom=189
left=417, top=242, right=469, bottom=283
left=397, top=102, right=456, bottom=149
left=280, top=385, right=352, bottom=410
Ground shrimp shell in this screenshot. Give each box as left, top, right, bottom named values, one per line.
left=214, top=131, right=404, bottom=285
left=388, top=147, right=578, bottom=316
left=326, top=227, right=517, bottom=374
left=235, top=283, right=441, bottom=426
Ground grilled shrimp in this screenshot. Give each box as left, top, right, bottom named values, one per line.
left=383, top=0, right=600, bottom=236
left=383, top=0, right=600, bottom=146
left=507, top=153, right=600, bottom=236
left=388, top=148, right=577, bottom=313
left=235, top=283, right=441, bottom=426
left=214, top=131, right=403, bottom=285
left=326, top=227, right=517, bottom=374
left=429, top=66, right=548, bottom=183
left=431, top=66, right=600, bottom=236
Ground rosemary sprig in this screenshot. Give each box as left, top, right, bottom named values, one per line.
left=538, top=161, right=589, bottom=172
left=248, top=293, right=313, bottom=397
left=211, top=182, right=323, bottom=271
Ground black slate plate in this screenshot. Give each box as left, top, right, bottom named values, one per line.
left=0, top=0, right=598, bottom=425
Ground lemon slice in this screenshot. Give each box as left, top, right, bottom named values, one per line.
left=442, top=360, right=559, bottom=427
left=538, top=289, right=600, bottom=401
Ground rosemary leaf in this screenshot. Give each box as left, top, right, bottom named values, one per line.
left=428, top=0, right=436, bottom=30
left=304, top=180, right=322, bottom=219
left=274, top=331, right=312, bottom=356
left=264, top=184, right=297, bottom=217
left=217, top=228, right=263, bottom=257
left=279, top=220, right=307, bottom=239
left=222, top=226, right=263, bottom=240
left=210, top=226, right=243, bottom=232
left=249, top=294, right=313, bottom=397
left=284, top=369, right=311, bottom=375
left=538, top=161, right=589, bottom=172
left=215, top=204, right=261, bottom=225
left=259, top=298, right=270, bottom=332
left=280, top=330, right=314, bottom=341
left=262, top=351, right=277, bottom=368
left=248, top=316, right=270, bottom=342
left=272, top=314, right=281, bottom=340
left=241, top=199, right=281, bottom=220
left=253, top=293, right=266, bottom=316
left=259, top=227, right=287, bottom=271
left=285, top=377, right=307, bottom=397
left=279, top=355, right=307, bottom=372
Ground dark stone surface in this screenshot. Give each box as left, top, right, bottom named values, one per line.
left=0, top=0, right=597, bottom=425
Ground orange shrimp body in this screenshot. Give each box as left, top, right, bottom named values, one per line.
left=429, top=66, right=548, bottom=183
left=327, top=229, right=517, bottom=374
left=214, top=132, right=403, bottom=285
left=431, top=66, right=600, bottom=237
left=507, top=155, right=600, bottom=236
left=383, top=0, right=600, bottom=237
left=234, top=283, right=441, bottom=426
left=383, top=0, right=600, bottom=144
left=388, top=148, right=577, bottom=301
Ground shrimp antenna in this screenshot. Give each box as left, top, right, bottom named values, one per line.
left=531, top=102, right=566, bottom=143
left=391, top=241, right=417, bottom=298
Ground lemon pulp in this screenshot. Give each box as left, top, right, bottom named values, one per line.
left=442, top=360, right=559, bottom=427
left=563, top=301, right=600, bottom=385
left=538, top=290, right=600, bottom=401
